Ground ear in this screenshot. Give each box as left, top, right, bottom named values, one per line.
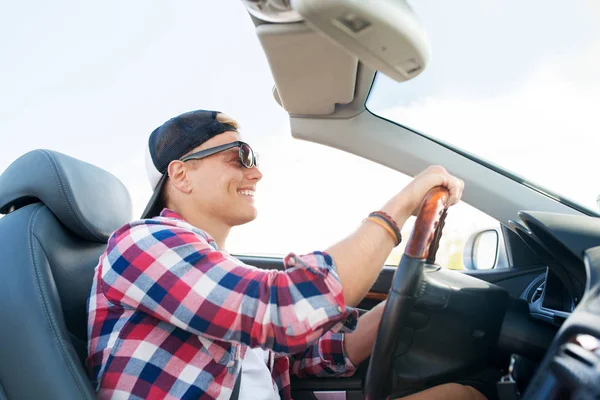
left=167, top=160, right=192, bottom=194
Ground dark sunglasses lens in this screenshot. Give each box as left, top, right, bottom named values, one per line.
left=239, top=143, right=254, bottom=168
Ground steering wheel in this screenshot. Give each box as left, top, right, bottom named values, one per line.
left=364, top=187, right=449, bottom=399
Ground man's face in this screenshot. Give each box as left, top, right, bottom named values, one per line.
left=184, top=131, right=262, bottom=227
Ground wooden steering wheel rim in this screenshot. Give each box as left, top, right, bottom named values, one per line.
left=405, top=186, right=449, bottom=260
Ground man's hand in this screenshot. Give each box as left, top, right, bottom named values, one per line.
left=383, top=165, right=464, bottom=221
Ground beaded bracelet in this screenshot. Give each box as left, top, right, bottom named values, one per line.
left=368, top=211, right=402, bottom=246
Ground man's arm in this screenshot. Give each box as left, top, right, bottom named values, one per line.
left=327, top=165, right=463, bottom=306
left=288, top=301, right=385, bottom=378
left=101, top=222, right=357, bottom=356
left=343, top=301, right=385, bottom=365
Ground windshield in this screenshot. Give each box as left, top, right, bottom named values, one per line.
left=367, top=0, right=600, bottom=213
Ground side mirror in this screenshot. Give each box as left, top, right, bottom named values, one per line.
left=463, top=229, right=499, bottom=270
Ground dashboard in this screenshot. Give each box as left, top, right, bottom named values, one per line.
left=507, top=211, right=600, bottom=398
left=509, top=211, right=600, bottom=320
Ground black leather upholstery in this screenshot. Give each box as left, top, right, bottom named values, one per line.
left=0, top=149, right=132, bottom=399
left=0, top=149, right=131, bottom=242
left=0, top=382, right=7, bottom=400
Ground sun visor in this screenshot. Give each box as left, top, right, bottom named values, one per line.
left=256, top=22, right=358, bottom=116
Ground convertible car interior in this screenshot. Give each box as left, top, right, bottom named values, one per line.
left=1, top=1, right=600, bottom=399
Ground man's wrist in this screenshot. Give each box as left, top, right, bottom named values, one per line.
left=382, top=193, right=413, bottom=228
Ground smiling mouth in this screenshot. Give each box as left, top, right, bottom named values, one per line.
left=238, top=189, right=255, bottom=198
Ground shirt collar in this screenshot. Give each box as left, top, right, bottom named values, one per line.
left=160, top=208, right=185, bottom=220
left=158, top=208, right=219, bottom=249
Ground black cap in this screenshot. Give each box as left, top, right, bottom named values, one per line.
left=142, top=110, right=238, bottom=219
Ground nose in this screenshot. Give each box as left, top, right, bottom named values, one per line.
left=246, top=164, right=263, bottom=182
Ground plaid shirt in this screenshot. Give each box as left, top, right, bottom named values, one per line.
left=87, top=209, right=358, bottom=399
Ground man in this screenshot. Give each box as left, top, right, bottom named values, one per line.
left=87, top=110, right=484, bottom=399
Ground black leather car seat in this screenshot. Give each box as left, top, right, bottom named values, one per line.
left=0, top=149, right=132, bottom=399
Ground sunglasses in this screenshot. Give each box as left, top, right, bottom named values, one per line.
left=180, top=141, right=259, bottom=168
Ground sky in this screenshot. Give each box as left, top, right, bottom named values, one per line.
left=1, top=0, right=599, bottom=266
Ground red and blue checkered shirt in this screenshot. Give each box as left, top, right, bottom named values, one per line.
left=87, top=209, right=358, bottom=399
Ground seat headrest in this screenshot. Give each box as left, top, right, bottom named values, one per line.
left=0, top=149, right=132, bottom=242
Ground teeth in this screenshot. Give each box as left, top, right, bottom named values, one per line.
left=239, top=190, right=255, bottom=197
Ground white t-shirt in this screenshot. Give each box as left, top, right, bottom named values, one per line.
left=239, top=347, right=280, bottom=399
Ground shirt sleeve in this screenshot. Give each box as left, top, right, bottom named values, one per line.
left=100, top=222, right=358, bottom=355
left=288, top=331, right=357, bottom=378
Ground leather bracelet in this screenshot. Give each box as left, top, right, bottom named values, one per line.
left=365, top=216, right=400, bottom=246
left=368, top=211, right=402, bottom=245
